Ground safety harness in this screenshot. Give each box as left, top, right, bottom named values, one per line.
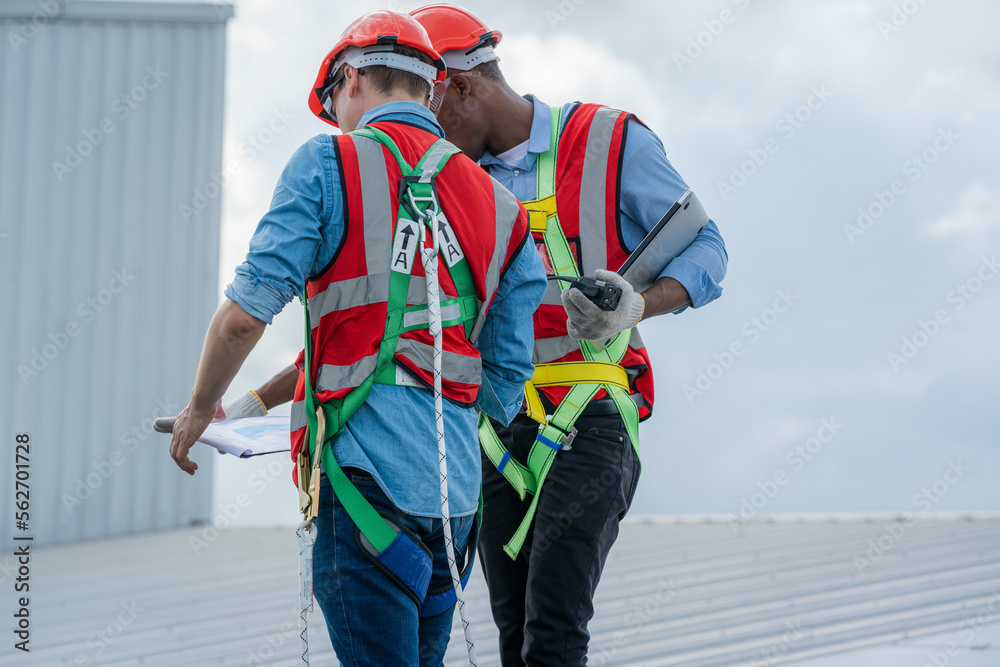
left=478, top=106, right=642, bottom=560
left=296, top=126, right=479, bottom=665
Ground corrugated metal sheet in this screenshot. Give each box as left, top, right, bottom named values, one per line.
left=0, top=1, right=232, bottom=545
left=573, top=514, right=1000, bottom=666
left=3, top=514, right=998, bottom=665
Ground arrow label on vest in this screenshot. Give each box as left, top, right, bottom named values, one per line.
left=392, top=219, right=418, bottom=274
left=437, top=214, right=465, bottom=268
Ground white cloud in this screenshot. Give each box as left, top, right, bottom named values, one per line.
left=922, top=180, right=1000, bottom=240
left=499, top=32, right=672, bottom=132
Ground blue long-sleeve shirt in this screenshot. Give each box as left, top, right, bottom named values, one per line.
left=225, top=102, right=546, bottom=518
left=480, top=95, right=728, bottom=310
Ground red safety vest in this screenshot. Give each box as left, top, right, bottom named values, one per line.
left=531, top=103, right=654, bottom=419
left=289, top=121, right=529, bottom=465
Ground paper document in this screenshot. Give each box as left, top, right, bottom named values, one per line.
left=197, top=415, right=291, bottom=458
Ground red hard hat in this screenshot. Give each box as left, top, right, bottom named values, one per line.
left=309, top=10, right=447, bottom=128
left=410, top=4, right=502, bottom=60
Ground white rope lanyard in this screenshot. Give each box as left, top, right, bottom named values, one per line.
left=296, top=520, right=316, bottom=666
left=422, top=205, right=478, bottom=667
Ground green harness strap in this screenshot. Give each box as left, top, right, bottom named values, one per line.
left=478, top=105, right=641, bottom=560
left=302, top=127, right=472, bottom=553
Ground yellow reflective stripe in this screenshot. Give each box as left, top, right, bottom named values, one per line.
left=523, top=380, right=547, bottom=425
left=531, top=361, right=629, bottom=391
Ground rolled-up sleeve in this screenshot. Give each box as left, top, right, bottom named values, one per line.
left=475, top=235, right=547, bottom=424
left=661, top=220, right=727, bottom=308
left=224, top=136, right=339, bottom=324
left=618, top=119, right=727, bottom=312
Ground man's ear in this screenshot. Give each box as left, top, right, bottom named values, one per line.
left=344, top=64, right=361, bottom=98
left=449, top=73, right=474, bottom=101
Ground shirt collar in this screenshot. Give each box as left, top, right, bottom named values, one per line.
left=356, top=101, right=445, bottom=138
left=480, top=94, right=552, bottom=168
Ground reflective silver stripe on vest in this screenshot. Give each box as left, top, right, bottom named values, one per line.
left=629, top=328, right=644, bottom=351
left=290, top=400, right=306, bottom=433
left=395, top=338, right=482, bottom=386
left=309, top=274, right=433, bottom=328
left=315, top=353, right=380, bottom=393
left=578, top=107, right=620, bottom=276
left=533, top=336, right=578, bottom=364
left=353, top=135, right=393, bottom=276
left=309, top=272, right=389, bottom=325
left=533, top=329, right=646, bottom=365
left=542, top=283, right=564, bottom=305
left=469, top=180, right=523, bottom=344
left=418, top=140, right=458, bottom=182
left=403, top=303, right=462, bottom=329
left=468, top=299, right=486, bottom=343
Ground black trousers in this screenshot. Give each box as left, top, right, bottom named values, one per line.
left=478, top=404, right=641, bottom=666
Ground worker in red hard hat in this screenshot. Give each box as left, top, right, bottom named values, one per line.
left=166, top=9, right=545, bottom=665
left=412, top=4, right=729, bottom=665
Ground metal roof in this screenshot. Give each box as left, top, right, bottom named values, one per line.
left=0, top=0, right=230, bottom=546
left=4, top=513, right=999, bottom=666
left=0, top=0, right=233, bottom=23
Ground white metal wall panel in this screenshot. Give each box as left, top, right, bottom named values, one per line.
left=0, top=1, right=232, bottom=545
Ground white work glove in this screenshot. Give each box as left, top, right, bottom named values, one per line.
left=153, top=390, right=267, bottom=433
left=562, top=269, right=645, bottom=343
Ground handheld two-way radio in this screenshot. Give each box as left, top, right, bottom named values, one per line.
left=549, top=275, right=622, bottom=311
left=553, top=187, right=711, bottom=312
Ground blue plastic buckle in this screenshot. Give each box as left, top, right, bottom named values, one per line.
left=538, top=424, right=577, bottom=451
left=497, top=451, right=512, bottom=474
left=536, top=434, right=561, bottom=451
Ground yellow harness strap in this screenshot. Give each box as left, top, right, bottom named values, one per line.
left=522, top=362, right=630, bottom=426
left=525, top=194, right=558, bottom=234
left=522, top=380, right=548, bottom=425
left=532, top=361, right=629, bottom=390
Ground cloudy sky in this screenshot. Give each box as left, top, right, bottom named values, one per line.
left=212, top=0, right=1000, bottom=524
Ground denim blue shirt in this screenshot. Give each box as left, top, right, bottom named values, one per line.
left=225, top=102, right=546, bottom=518
left=480, top=95, right=728, bottom=310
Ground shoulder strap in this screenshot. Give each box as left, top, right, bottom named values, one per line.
left=357, top=126, right=480, bottom=340
left=535, top=104, right=562, bottom=200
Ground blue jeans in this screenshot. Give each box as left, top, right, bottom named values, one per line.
left=312, top=471, right=475, bottom=667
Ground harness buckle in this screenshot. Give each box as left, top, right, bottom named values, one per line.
left=538, top=422, right=578, bottom=451
left=560, top=426, right=578, bottom=450
left=398, top=175, right=440, bottom=223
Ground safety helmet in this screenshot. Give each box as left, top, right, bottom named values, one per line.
left=410, top=4, right=502, bottom=71
left=309, top=10, right=447, bottom=128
